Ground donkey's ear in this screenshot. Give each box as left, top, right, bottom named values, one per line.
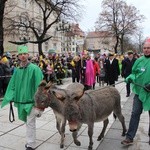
left=39, top=80, right=47, bottom=87
left=45, top=81, right=53, bottom=90
left=37, top=80, right=47, bottom=92
left=75, top=91, right=84, bottom=100
left=52, top=90, right=65, bottom=101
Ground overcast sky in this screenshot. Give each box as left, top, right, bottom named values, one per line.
left=79, top=0, right=150, bottom=38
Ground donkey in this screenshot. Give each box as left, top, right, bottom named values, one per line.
left=34, top=81, right=85, bottom=148
left=51, top=83, right=127, bottom=150
left=34, top=80, right=67, bottom=148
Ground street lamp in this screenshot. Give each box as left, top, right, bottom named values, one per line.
left=56, top=20, right=71, bottom=53
left=56, top=20, right=71, bottom=33
left=19, top=28, right=30, bottom=43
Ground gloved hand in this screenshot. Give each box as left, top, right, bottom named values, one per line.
left=144, top=84, right=150, bottom=92
left=121, top=73, right=124, bottom=78
left=34, top=108, right=43, bottom=117
left=125, top=77, right=133, bottom=83
left=125, top=74, right=135, bottom=83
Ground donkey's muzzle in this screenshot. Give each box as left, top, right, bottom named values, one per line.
left=70, top=129, right=77, bottom=132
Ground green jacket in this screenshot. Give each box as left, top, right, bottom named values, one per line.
left=1, top=63, right=43, bottom=122
left=126, top=56, right=150, bottom=111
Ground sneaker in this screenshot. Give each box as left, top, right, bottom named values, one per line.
left=121, top=138, right=133, bottom=146
left=25, top=144, right=35, bottom=150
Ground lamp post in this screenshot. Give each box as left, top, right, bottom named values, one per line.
left=19, top=30, right=30, bottom=44
left=56, top=20, right=71, bottom=53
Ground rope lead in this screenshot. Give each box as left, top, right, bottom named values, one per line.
left=9, top=101, right=15, bottom=123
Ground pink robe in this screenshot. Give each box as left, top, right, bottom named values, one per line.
left=85, top=59, right=95, bottom=86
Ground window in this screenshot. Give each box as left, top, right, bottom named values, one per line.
left=21, top=0, right=27, bottom=8
left=36, top=21, right=42, bottom=33
left=53, top=43, right=57, bottom=50
left=45, top=41, right=48, bottom=51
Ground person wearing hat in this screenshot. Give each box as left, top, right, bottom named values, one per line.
left=81, top=54, right=95, bottom=90
left=66, top=51, right=73, bottom=70
left=121, top=38, right=150, bottom=146
left=70, top=55, right=81, bottom=83
left=0, top=56, right=6, bottom=97
left=1, top=45, right=43, bottom=150
left=0, top=55, right=11, bottom=95
left=104, top=53, right=120, bottom=86
left=121, top=50, right=137, bottom=97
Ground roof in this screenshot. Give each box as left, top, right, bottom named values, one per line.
left=86, top=31, right=113, bottom=38
left=69, top=24, right=85, bottom=37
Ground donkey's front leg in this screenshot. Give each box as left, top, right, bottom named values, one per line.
left=60, top=118, right=66, bottom=148
left=72, top=123, right=82, bottom=146
left=88, top=123, right=94, bottom=150
left=54, top=112, right=66, bottom=148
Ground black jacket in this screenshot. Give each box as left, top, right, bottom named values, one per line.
left=121, top=57, right=136, bottom=78
left=104, top=58, right=120, bottom=82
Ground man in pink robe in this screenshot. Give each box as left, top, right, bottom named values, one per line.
left=84, top=55, right=95, bottom=90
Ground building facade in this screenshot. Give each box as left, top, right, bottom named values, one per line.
left=85, top=31, right=116, bottom=55
left=3, top=1, right=85, bottom=56
left=4, top=1, right=115, bottom=57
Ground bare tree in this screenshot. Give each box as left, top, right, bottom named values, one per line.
left=95, top=0, right=144, bottom=54
left=122, top=36, right=135, bottom=52
left=0, top=0, right=7, bottom=56
left=117, top=3, right=144, bottom=54
left=134, top=29, right=144, bottom=53
left=7, top=0, right=82, bottom=56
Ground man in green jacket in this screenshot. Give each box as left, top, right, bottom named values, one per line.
left=121, top=38, right=150, bottom=146
left=1, top=45, right=43, bottom=150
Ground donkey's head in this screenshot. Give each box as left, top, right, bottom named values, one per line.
left=51, top=83, right=85, bottom=132
left=34, top=80, right=52, bottom=111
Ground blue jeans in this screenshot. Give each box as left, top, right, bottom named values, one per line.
left=126, top=94, right=143, bottom=140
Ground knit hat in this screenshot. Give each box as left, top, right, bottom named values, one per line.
left=145, top=37, right=150, bottom=43
left=17, top=45, right=28, bottom=54
left=1, top=56, right=8, bottom=63
left=108, top=53, right=114, bottom=57
left=127, top=50, right=133, bottom=55
left=81, top=50, right=88, bottom=56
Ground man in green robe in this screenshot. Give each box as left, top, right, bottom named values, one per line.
left=1, top=45, right=43, bottom=150
left=121, top=38, right=150, bottom=146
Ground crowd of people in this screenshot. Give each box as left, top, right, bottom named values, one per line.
left=0, top=47, right=141, bottom=97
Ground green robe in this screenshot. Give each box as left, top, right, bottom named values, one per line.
left=1, top=63, right=43, bottom=122
left=127, top=56, right=150, bottom=111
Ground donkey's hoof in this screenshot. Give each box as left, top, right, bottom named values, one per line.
left=97, top=135, right=103, bottom=141
left=88, top=145, right=93, bottom=150
left=74, top=140, right=81, bottom=146
left=60, top=144, right=64, bottom=149
left=97, top=137, right=101, bottom=141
